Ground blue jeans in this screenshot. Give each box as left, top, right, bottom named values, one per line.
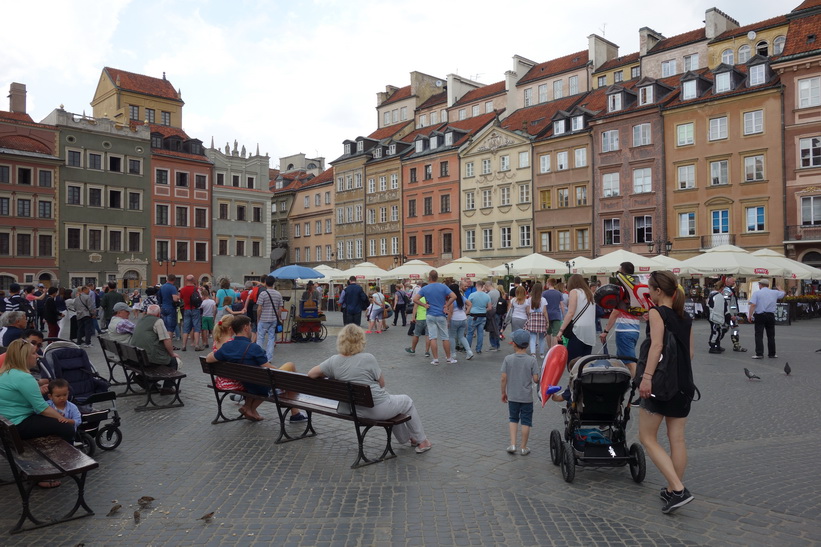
left=508, top=401, right=533, bottom=427
left=257, top=320, right=277, bottom=361
left=448, top=319, right=471, bottom=357
left=529, top=332, right=546, bottom=357
left=183, top=309, right=202, bottom=333
left=162, top=309, right=177, bottom=332
left=615, top=330, right=639, bottom=361
left=466, top=315, right=486, bottom=352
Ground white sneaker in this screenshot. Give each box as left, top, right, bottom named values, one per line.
left=447, top=357, right=458, bottom=364
left=430, top=359, right=439, bottom=365
left=466, top=353, right=474, bottom=360
left=506, top=445, right=517, bottom=454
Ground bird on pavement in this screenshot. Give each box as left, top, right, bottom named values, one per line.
left=744, top=368, right=761, bottom=380
left=137, top=496, right=155, bottom=508
left=784, top=362, right=791, bottom=376
left=133, top=511, right=141, bottom=524
left=198, top=512, right=215, bottom=523
left=106, top=504, right=121, bottom=516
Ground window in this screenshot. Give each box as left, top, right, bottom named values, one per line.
left=682, top=80, right=697, bottom=100
left=367, top=209, right=375, bottom=225
left=252, top=207, right=262, bottom=223
left=304, top=222, right=311, bottom=237
left=294, top=247, right=300, bottom=262
left=482, top=228, right=493, bottom=249
left=746, top=206, right=765, bottom=232
left=557, top=151, right=568, bottom=170
left=677, top=123, right=694, bottom=146
left=634, top=215, right=652, bottom=243
left=161, top=111, right=171, bottom=125
left=440, top=195, right=450, bottom=213
left=602, top=130, right=619, bottom=152
left=481, top=159, right=491, bottom=174
left=88, top=229, right=102, bottom=251
left=0, top=197, right=7, bottom=215
left=482, top=189, right=492, bottom=208
left=459, top=108, right=466, bottom=120
left=89, top=153, right=102, bottom=170
left=540, top=155, right=551, bottom=173
left=38, top=234, right=52, bottom=256
left=409, top=168, right=417, bottom=182
left=464, top=192, right=474, bottom=210
left=800, top=137, right=821, bottom=167
left=518, top=151, right=529, bottom=168
left=709, top=117, right=728, bottom=141
left=379, top=207, right=387, bottom=223
left=326, top=219, right=331, bottom=233
left=67, top=228, right=81, bottom=249
left=195, top=208, right=207, bottom=228
left=518, top=184, right=531, bottom=204
left=236, top=205, right=246, bottom=221
left=756, top=40, right=768, bottom=57
left=500, top=227, right=511, bottom=248
left=631, top=66, right=641, bottom=79
left=16, top=233, right=31, bottom=256
left=710, top=160, right=729, bottom=185
left=575, top=185, right=587, bottom=206
left=126, top=159, right=141, bottom=175
left=124, top=191, right=140, bottom=211
left=715, top=72, right=731, bottom=93
left=540, top=231, right=551, bottom=252
left=524, top=87, right=533, bottom=107
left=156, top=169, right=169, bottom=185
left=144, top=108, right=155, bottom=123
left=638, top=86, right=653, bottom=105
left=773, top=35, right=785, bottom=56
left=303, top=195, right=310, bottom=209
left=67, top=150, right=81, bottom=167
left=294, top=223, right=301, bottom=237
left=466, top=162, right=474, bottom=177
left=355, top=173, right=362, bottom=188
left=108, top=156, right=122, bottom=172
left=367, top=178, right=375, bottom=194
left=38, top=169, right=52, bottom=187
left=661, top=60, right=676, bottom=77
left=538, top=84, right=548, bottom=103
left=500, top=187, right=510, bottom=206
left=442, top=233, right=451, bottom=254
left=597, top=75, right=607, bottom=87
left=391, top=204, right=399, bottom=221
left=355, top=205, right=362, bottom=222
left=89, top=188, right=102, bottom=207
left=379, top=176, right=387, bottom=191
left=67, top=186, right=81, bottom=205
left=151, top=135, right=162, bottom=148
left=407, top=236, right=417, bottom=256
left=633, top=168, right=652, bottom=193
left=571, top=116, right=584, bottom=131
left=553, top=120, right=566, bottom=135
left=17, top=199, right=31, bottom=217
left=219, top=203, right=229, bottom=219
left=368, top=239, right=375, bottom=257
left=400, top=106, right=407, bottom=121
left=602, top=173, right=619, bottom=197
left=128, top=105, right=139, bottom=120
left=465, top=230, right=475, bottom=251
left=408, top=199, right=417, bottom=217
left=633, top=123, right=651, bottom=146
left=615, top=71, right=624, bottom=83
left=712, top=209, right=729, bottom=235
left=423, top=198, right=432, bottom=216
left=539, top=189, right=551, bottom=210
left=799, top=77, right=821, bottom=108
left=749, top=64, right=766, bottom=86
left=603, top=218, right=621, bottom=245
left=557, top=188, right=569, bottom=208
left=356, top=240, right=363, bottom=259
left=485, top=102, right=493, bottom=114
left=325, top=191, right=331, bottom=204
left=678, top=212, right=695, bottom=236
left=471, top=105, right=480, bottom=117
left=558, top=230, right=570, bottom=251
left=391, top=174, right=398, bottom=189
left=678, top=165, right=695, bottom=189
left=608, top=93, right=622, bottom=112
left=802, top=196, right=821, bottom=224
left=176, top=206, right=188, bottom=227
left=738, top=45, right=751, bottom=64
left=743, top=110, right=763, bottom=135
left=499, top=155, right=510, bottom=171
left=555, top=80, right=565, bottom=99
left=683, top=54, right=699, bottom=72
left=105, top=189, right=121, bottom=209
left=576, top=228, right=589, bottom=250
left=744, top=155, right=765, bottom=181
left=721, top=48, right=734, bottom=65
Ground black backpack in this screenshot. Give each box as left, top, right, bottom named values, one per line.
left=190, top=288, right=203, bottom=309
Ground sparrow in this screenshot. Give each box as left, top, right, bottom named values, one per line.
left=198, top=512, right=215, bottom=523
left=138, top=496, right=155, bottom=508
left=744, top=367, right=761, bottom=380
left=106, top=504, right=122, bottom=517
left=133, top=510, right=141, bottom=524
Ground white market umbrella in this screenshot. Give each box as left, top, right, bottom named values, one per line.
left=385, top=259, right=432, bottom=280
left=652, top=255, right=692, bottom=276
left=438, top=256, right=493, bottom=280
left=680, top=245, right=786, bottom=277
left=299, top=264, right=343, bottom=283
left=339, top=261, right=389, bottom=282
left=751, top=249, right=821, bottom=280
left=490, top=253, right=569, bottom=277
left=578, top=249, right=664, bottom=276
left=566, top=256, right=592, bottom=275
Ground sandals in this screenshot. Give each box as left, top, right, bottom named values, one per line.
left=38, top=480, right=61, bottom=489
left=238, top=407, right=264, bottom=422
left=415, top=443, right=432, bottom=454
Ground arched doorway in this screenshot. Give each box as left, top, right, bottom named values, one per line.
left=123, top=270, right=141, bottom=290
left=38, top=272, right=53, bottom=288
left=802, top=251, right=821, bottom=268
left=0, top=274, right=16, bottom=291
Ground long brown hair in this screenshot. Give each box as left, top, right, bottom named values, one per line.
left=567, top=274, right=593, bottom=304
left=514, top=285, right=527, bottom=304
left=649, top=270, right=685, bottom=317
left=530, top=282, right=543, bottom=310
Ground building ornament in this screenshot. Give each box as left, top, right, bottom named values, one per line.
left=476, top=131, right=514, bottom=155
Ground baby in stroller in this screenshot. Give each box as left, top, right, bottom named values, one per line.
left=40, top=341, right=123, bottom=456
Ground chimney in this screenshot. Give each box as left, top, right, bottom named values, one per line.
left=639, top=27, right=665, bottom=56
left=704, top=7, right=739, bottom=40
left=588, top=34, right=619, bottom=71
left=8, top=82, right=26, bottom=114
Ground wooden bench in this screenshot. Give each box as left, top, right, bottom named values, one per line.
left=97, top=335, right=126, bottom=385
left=0, top=416, right=98, bottom=534
left=200, top=357, right=411, bottom=468
left=116, top=342, right=186, bottom=411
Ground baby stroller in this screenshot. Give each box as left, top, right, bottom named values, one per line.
left=40, top=341, right=123, bottom=456
left=549, top=355, right=646, bottom=483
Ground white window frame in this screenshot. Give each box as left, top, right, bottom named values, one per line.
left=519, top=225, right=531, bottom=247
left=749, top=64, right=766, bottom=86
left=638, top=86, right=653, bottom=106
left=677, top=123, right=694, bottom=146
left=633, top=168, right=652, bottom=193
left=500, top=226, right=511, bottom=248
left=601, top=130, right=619, bottom=152
left=799, top=77, right=821, bottom=108
left=518, top=184, right=531, bottom=204
left=524, top=88, right=533, bottom=107
left=715, top=72, right=731, bottom=93
left=632, top=123, right=651, bottom=147
left=679, top=212, right=696, bottom=237
left=466, top=162, right=474, bottom=177
left=661, top=59, right=676, bottom=77
left=743, top=110, right=763, bottom=135
left=602, top=173, right=619, bottom=197
left=678, top=164, right=695, bottom=189
left=539, top=154, right=551, bottom=173
left=709, top=117, right=728, bottom=141
left=465, top=230, right=476, bottom=251
left=746, top=206, right=765, bottom=232
left=538, top=84, right=548, bottom=103
left=574, top=148, right=587, bottom=168
left=518, top=151, right=529, bottom=168
left=500, top=155, right=510, bottom=171
left=682, top=80, right=697, bottom=100
left=710, top=160, right=729, bottom=185
left=683, top=54, right=699, bottom=72
left=608, top=93, right=622, bottom=112
left=500, top=187, right=510, bottom=206
left=744, top=155, right=765, bottom=181
left=557, top=151, right=568, bottom=171
left=553, top=80, right=564, bottom=99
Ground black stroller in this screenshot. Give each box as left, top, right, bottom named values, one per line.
left=40, top=341, right=123, bottom=456
left=549, top=355, right=646, bottom=483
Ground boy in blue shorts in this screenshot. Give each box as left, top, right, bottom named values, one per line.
left=501, top=329, right=540, bottom=456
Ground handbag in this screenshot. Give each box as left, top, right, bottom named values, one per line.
left=564, top=296, right=591, bottom=339
left=635, top=307, right=697, bottom=401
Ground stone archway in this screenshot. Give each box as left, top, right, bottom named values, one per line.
left=116, top=257, right=148, bottom=289
left=123, top=270, right=141, bottom=290
left=37, top=272, right=55, bottom=288
left=801, top=251, right=821, bottom=268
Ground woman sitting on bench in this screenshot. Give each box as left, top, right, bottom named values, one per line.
left=308, top=324, right=432, bottom=454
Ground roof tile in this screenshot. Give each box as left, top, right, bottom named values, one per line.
left=501, top=95, right=586, bottom=137
left=518, top=51, right=589, bottom=85
left=710, top=15, right=788, bottom=43
left=594, top=52, right=640, bottom=73
left=104, top=67, right=182, bottom=101
left=648, top=28, right=706, bottom=54
left=417, top=91, right=447, bottom=110
left=380, top=85, right=412, bottom=106
left=368, top=120, right=413, bottom=141
left=779, top=13, right=821, bottom=58
left=0, top=135, right=53, bottom=154
left=453, top=81, right=506, bottom=106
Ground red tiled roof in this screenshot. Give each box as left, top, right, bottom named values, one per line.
left=398, top=124, right=445, bottom=144
left=0, top=111, right=34, bottom=124
left=518, top=51, right=589, bottom=85
left=594, top=52, right=640, bottom=73
left=793, top=0, right=821, bottom=13
left=711, top=15, right=788, bottom=43
left=501, top=95, right=585, bottom=137
left=380, top=85, right=412, bottom=106
left=648, top=28, right=706, bottom=54
left=779, top=13, right=821, bottom=58
left=152, top=149, right=212, bottom=163
left=130, top=120, right=192, bottom=140
left=0, top=135, right=52, bottom=154
left=417, top=91, right=447, bottom=110
left=569, top=86, right=610, bottom=117
left=368, top=120, right=413, bottom=141
left=453, top=81, right=506, bottom=106
left=104, top=67, right=182, bottom=102
left=269, top=168, right=280, bottom=180
left=271, top=170, right=310, bottom=193
left=297, top=167, right=334, bottom=190
left=449, top=112, right=499, bottom=146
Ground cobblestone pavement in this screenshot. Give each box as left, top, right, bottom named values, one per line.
left=1, top=313, right=820, bottom=545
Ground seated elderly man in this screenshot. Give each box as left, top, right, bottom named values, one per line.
left=1, top=311, right=28, bottom=347
left=129, top=304, right=180, bottom=394
left=106, top=302, right=136, bottom=344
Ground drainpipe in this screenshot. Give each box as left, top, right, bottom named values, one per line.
left=589, top=127, right=596, bottom=258
left=659, top=104, right=668, bottom=255
left=779, top=82, right=788, bottom=257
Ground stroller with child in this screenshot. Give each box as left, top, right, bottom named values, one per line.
left=40, top=340, right=123, bottom=456
left=549, top=355, right=646, bottom=483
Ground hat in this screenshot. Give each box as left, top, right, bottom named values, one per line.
left=307, top=281, right=315, bottom=286
left=37, top=283, right=45, bottom=287
left=113, top=302, right=132, bottom=312
left=511, top=329, right=530, bottom=348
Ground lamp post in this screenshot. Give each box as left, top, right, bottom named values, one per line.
left=565, top=260, right=575, bottom=275
left=647, top=239, right=673, bottom=256
left=504, top=262, right=513, bottom=277
left=157, top=256, right=176, bottom=283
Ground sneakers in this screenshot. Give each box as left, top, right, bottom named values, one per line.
left=768, top=354, right=778, bottom=358
left=708, top=347, right=721, bottom=354
left=447, top=357, right=458, bottom=364
left=752, top=355, right=763, bottom=359
left=488, top=347, right=500, bottom=352
left=424, top=352, right=431, bottom=358
left=405, top=348, right=415, bottom=354
left=661, top=488, right=694, bottom=514
left=520, top=448, right=531, bottom=456
left=506, top=445, right=517, bottom=454
left=660, top=488, right=672, bottom=503
left=430, top=359, right=439, bottom=365
left=466, top=353, right=474, bottom=360
left=289, top=413, right=308, bottom=423
left=365, top=330, right=373, bottom=334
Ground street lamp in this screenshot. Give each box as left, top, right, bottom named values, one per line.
left=504, top=262, right=513, bottom=277
left=565, top=260, right=575, bottom=275
left=157, top=256, right=176, bottom=282
left=647, top=239, right=673, bottom=256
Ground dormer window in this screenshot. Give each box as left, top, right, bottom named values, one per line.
left=638, top=86, right=653, bottom=106
left=608, top=93, right=622, bottom=112
left=388, top=144, right=396, bottom=155
left=430, top=136, right=438, bottom=148
left=749, top=64, right=766, bottom=86
left=344, top=143, right=351, bottom=155
left=275, top=180, right=283, bottom=189
left=373, top=148, right=382, bottom=158
left=445, top=132, right=453, bottom=146
left=715, top=72, right=731, bottom=93
left=554, top=120, right=566, bottom=135
left=415, top=140, right=424, bottom=153
left=756, top=40, right=768, bottom=57
left=356, top=141, right=364, bottom=152
left=571, top=116, right=584, bottom=131
left=738, top=45, right=751, bottom=64
left=682, top=80, right=697, bottom=100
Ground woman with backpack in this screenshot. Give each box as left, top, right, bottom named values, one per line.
left=393, top=284, right=408, bottom=327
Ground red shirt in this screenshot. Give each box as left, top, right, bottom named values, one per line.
left=179, top=285, right=197, bottom=310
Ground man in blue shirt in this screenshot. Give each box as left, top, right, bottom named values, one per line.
left=747, top=279, right=785, bottom=359
left=342, top=277, right=369, bottom=326
left=159, top=274, right=180, bottom=334
left=466, top=284, right=491, bottom=356
left=542, top=279, right=565, bottom=348
left=414, top=270, right=456, bottom=365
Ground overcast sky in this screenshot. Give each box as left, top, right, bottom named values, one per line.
left=4, top=0, right=786, bottom=169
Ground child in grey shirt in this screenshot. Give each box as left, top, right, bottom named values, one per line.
left=501, top=329, right=540, bottom=456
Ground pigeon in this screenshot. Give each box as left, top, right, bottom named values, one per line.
left=133, top=510, right=141, bottom=524
left=106, top=504, right=122, bottom=517
left=744, top=368, right=761, bottom=380
left=784, top=362, right=791, bottom=376
left=198, top=512, right=215, bottom=523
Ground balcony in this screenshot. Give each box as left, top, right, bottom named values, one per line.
left=786, top=225, right=821, bottom=242
left=700, top=234, right=735, bottom=249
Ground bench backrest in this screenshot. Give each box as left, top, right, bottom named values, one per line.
left=99, top=336, right=121, bottom=361
left=0, top=415, right=26, bottom=454
left=200, top=358, right=271, bottom=387
left=117, top=343, right=152, bottom=371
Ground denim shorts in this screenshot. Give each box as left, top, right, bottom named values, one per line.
left=413, top=320, right=427, bottom=336
left=426, top=315, right=448, bottom=340
left=183, top=308, right=202, bottom=333
left=508, top=401, right=534, bottom=427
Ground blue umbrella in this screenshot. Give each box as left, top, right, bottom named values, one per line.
left=269, top=265, right=325, bottom=280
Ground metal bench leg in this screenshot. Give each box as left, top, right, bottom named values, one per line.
left=10, top=480, right=43, bottom=533
left=211, top=391, right=243, bottom=424
left=351, top=424, right=380, bottom=469
left=378, top=425, right=398, bottom=461
left=135, top=378, right=185, bottom=412
left=274, top=406, right=297, bottom=443
left=62, top=471, right=94, bottom=519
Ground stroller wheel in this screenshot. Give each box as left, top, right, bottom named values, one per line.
left=96, top=424, right=123, bottom=451
left=560, top=441, right=575, bottom=483
left=549, top=430, right=562, bottom=466
left=76, top=431, right=96, bottom=457
left=629, top=443, right=646, bottom=483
